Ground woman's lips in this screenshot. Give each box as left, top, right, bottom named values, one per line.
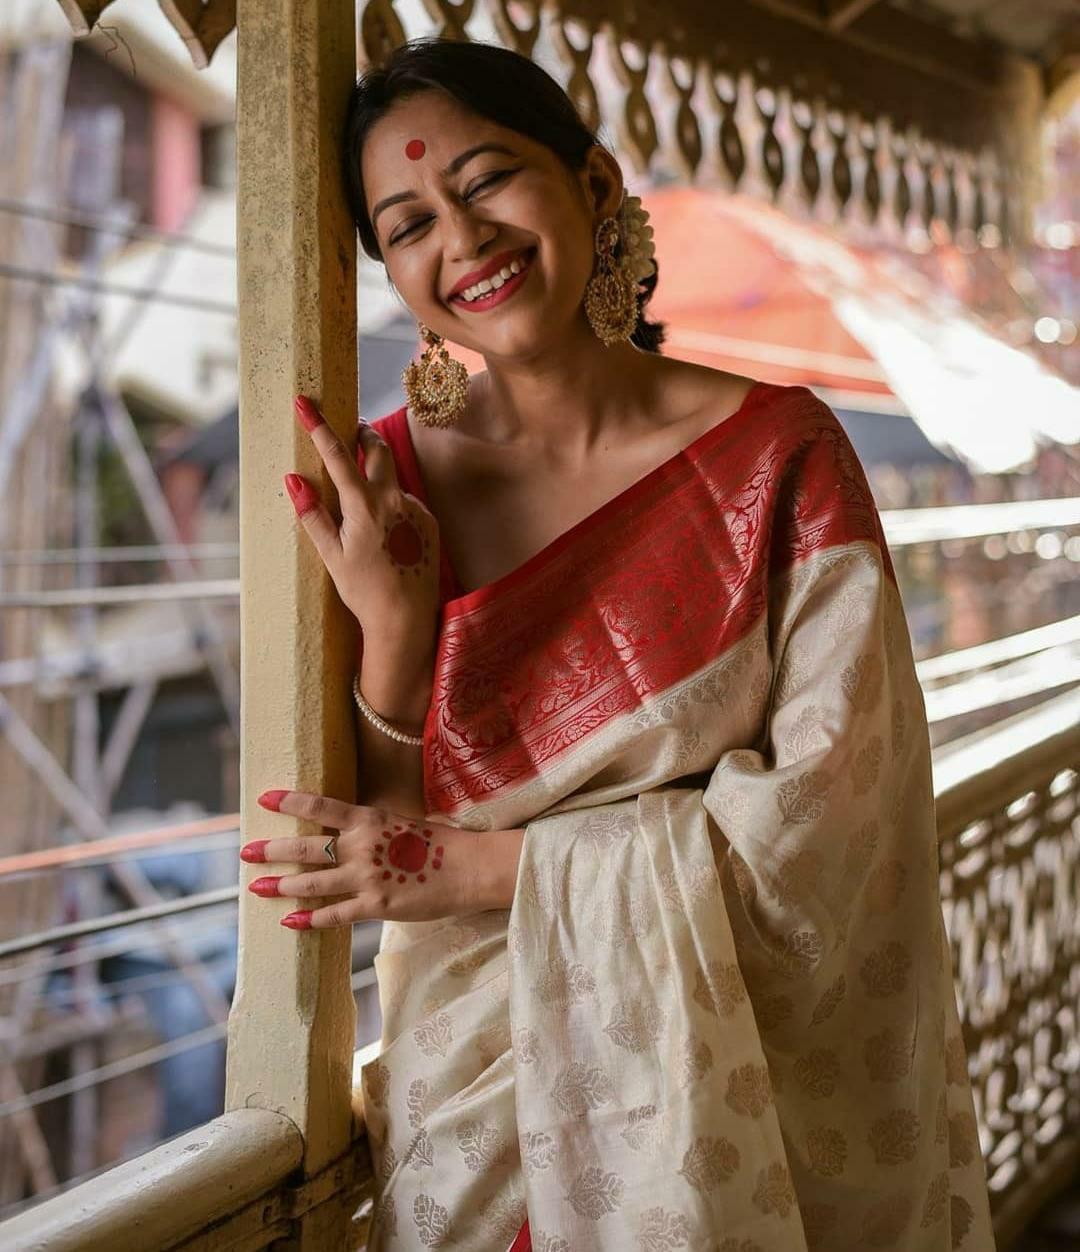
left=449, top=248, right=535, bottom=312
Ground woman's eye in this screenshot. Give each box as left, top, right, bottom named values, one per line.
left=388, top=172, right=514, bottom=245
left=466, top=170, right=511, bottom=197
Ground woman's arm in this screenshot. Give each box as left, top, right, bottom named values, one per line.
left=355, top=634, right=435, bottom=819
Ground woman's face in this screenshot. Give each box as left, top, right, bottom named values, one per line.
left=360, top=89, right=623, bottom=362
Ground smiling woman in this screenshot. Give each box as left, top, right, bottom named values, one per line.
left=242, top=35, right=997, bottom=1252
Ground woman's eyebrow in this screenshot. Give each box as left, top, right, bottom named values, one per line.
left=371, top=143, right=517, bottom=225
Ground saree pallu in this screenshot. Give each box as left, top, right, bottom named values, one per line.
left=360, top=383, right=994, bottom=1250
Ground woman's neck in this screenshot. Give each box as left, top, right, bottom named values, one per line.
left=467, top=332, right=659, bottom=458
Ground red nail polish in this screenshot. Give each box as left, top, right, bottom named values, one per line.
left=248, top=876, right=281, bottom=898
left=281, top=911, right=313, bottom=930
left=257, top=789, right=288, bottom=812
left=294, top=396, right=323, bottom=432
left=240, top=840, right=270, bottom=864
left=284, top=473, right=319, bottom=517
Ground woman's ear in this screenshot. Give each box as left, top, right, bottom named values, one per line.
left=582, top=145, right=625, bottom=222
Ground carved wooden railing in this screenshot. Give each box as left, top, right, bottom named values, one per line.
left=3, top=688, right=1077, bottom=1250
left=932, top=689, right=1080, bottom=1249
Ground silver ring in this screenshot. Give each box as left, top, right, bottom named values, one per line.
left=322, top=836, right=338, bottom=866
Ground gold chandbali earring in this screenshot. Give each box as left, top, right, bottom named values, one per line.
left=401, top=322, right=469, bottom=428
left=583, top=191, right=657, bottom=346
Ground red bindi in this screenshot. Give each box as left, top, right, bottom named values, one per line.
left=405, top=139, right=426, bottom=161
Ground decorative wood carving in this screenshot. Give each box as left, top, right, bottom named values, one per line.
left=158, top=0, right=237, bottom=71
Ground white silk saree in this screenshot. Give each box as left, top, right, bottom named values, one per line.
left=359, top=382, right=994, bottom=1251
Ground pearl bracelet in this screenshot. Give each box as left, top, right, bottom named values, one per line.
left=352, top=674, right=424, bottom=747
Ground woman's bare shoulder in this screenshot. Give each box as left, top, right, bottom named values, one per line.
left=649, top=357, right=762, bottom=438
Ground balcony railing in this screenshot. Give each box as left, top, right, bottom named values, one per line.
left=2, top=688, right=1077, bottom=1251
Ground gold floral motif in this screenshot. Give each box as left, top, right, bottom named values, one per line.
left=863, top=1027, right=912, bottom=1081
left=604, top=998, right=666, bottom=1053
left=534, top=957, right=597, bottom=1008
left=455, top=1119, right=507, bottom=1172
left=521, top=1129, right=557, bottom=1176
left=806, top=1125, right=848, bottom=1176
left=407, top=1077, right=436, bottom=1129
left=406, top=1127, right=435, bottom=1170
left=852, top=735, right=884, bottom=795
left=810, top=974, right=846, bottom=1026
left=774, top=848, right=825, bottom=903
left=534, top=1233, right=571, bottom=1252
left=776, top=768, right=833, bottom=824
left=951, top=1194, right=975, bottom=1248
left=935, top=1091, right=949, bottom=1143
left=364, top=1058, right=390, bottom=1109
left=891, top=697, right=907, bottom=756
left=948, top=1112, right=978, bottom=1167
left=677, top=1135, right=740, bottom=1192
left=552, top=1061, right=615, bottom=1117
left=781, top=703, right=830, bottom=761
left=377, top=1141, right=397, bottom=1186
left=659, top=863, right=718, bottom=911
left=944, top=1035, right=969, bottom=1085
left=920, top=1170, right=950, bottom=1227
left=679, top=1035, right=714, bottom=1086
left=771, top=929, right=824, bottom=978
left=751, top=1160, right=796, bottom=1217
left=866, top=859, right=908, bottom=913
left=844, top=819, right=880, bottom=875
left=514, top=1026, right=540, bottom=1065
left=479, top=1185, right=527, bottom=1241
left=794, top=1048, right=840, bottom=1099
left=692, top=960, right=747, bottom=1016
left=868, top=1109, right=921, bottom=1164
left=566, top=1164, right=625, bottom=1219
left=372, top=1191, right=398, bottom=1238
left=637, top=1206, right=691, bottom=1251
left=841, top=653, right=883, bottom=712
left=412, top=1192, right=449, bottom=1246
left=725, top=1062, right=773, bottom=1117
left=859, top=941, right=912, bottom=998
left=621, top=1103, right=662, bottom=1151
left=580, top=809, right=637, bottom=847
left=413, top=1011, right=454, bottom=1058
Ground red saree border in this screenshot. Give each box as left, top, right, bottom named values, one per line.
left=375, top=385, right=893, bottom=817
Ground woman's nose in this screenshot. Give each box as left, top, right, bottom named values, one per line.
left=442, top=203, right=498, bottom=260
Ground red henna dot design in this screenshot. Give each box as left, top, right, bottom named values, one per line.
left=418, top=874, right=426, bottom=882
left=382, top=871, right=392, bottom=880
left=383, top=829, right=434, bottom=885
left=383, top=512, right=431, bottom=576
left=405, top=138, right=426, bottom=160
left=373, top=858, right=382, bottom=866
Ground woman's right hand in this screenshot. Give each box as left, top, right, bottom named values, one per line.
left=284, top=396, right=441, bottom=668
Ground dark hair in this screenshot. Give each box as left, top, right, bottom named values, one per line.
left=343, top=37, right=666, bottom=354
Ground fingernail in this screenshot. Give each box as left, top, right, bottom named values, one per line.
left=248, top=876, right=281, bottom=898
left=294, top=396, right=323, bottom=432
left=281, top=911, right=313, bottom=930
left=283, top=473, right=318, bottom=516
left=240, top=840, right=269, bottom=864
left=257, top=789, right=288, bottom=812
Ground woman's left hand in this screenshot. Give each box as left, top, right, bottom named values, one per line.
left=241, top=789, right=494, bottom=928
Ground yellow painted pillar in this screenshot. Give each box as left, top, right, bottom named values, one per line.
left=227, top=0, right=359, bottom=1241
